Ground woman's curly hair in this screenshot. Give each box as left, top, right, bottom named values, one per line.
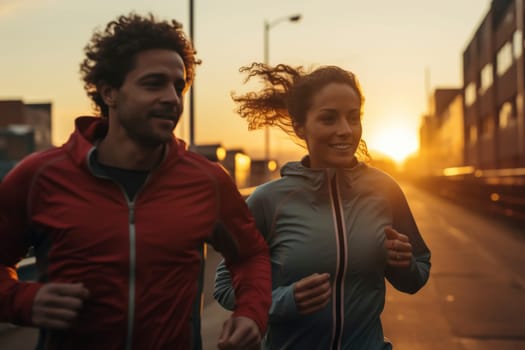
left=232, top=63, right=371, bottom=162
left=80, top=13, right=199, bottom=117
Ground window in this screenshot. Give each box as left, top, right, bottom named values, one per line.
left=513, top=30, right=523, bottom=59
left=499, top=100, right=516, bottom=128
left=481, top=116, right=494, bottom=137
left=469, top=125, right=477, bottom=145
left=465, top=82, right=477, bottom=107
left=480, top=64, right=493, bottom=94
left=497, top=42, right=513, bottom=76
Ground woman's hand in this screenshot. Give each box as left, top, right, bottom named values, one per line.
left=293, top=273, right=331, bottom=315
left=384, top=227, right=412, bottom=268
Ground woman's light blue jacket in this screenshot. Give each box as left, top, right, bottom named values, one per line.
left=214, top=159, right=431, bottom=349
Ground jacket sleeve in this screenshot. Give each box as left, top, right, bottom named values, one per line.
left=208, top=168, right=271, bottom=333
left=214, top=259, right=302, bottom=321
left=0, top=160, right=43, bottom=326
left=215, top=261, right=303, bottom=322
left=385, top=182, right=431, bottom=294
left=213, top=259, right=236, bottom=311
left=213, top=185, right=303, bottom=322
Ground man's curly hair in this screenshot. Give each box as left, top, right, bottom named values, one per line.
left=80, top=13, right=199, bottom=117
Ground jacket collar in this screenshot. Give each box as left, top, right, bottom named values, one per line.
left=280, top=155, right=367, bottom=191
left=63, top=116, right=186, bottom=170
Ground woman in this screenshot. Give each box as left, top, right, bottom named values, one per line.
left=214, top=63, right=431, bottom=349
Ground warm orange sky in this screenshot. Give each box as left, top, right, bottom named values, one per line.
left=0, top=0, right=491, bottom=163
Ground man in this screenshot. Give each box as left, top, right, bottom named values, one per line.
left=0, top=13, right=271, bottom=350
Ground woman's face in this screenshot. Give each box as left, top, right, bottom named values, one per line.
left=295, top=83, right=362, bottom=168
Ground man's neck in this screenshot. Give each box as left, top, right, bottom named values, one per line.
left=96, top=136, right=165, bottom=170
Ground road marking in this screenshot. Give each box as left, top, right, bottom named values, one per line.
left=435, top=216, right=471, bottom=243
left=445, top=225, right=471, bottom=243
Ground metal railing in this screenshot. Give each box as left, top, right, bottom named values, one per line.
left=414, top=166, right=525, bottom=224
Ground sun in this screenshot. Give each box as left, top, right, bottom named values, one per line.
left=367, top=126, right=418, bottom=164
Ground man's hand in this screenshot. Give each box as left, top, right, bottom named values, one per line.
left=32, top=283, right=90, bottom=329
left=217, top=316, right=261, bottom=350
left=294, top=273, right=331, bottom=315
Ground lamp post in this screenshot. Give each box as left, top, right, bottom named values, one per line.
left=189, top=0, right=195, bottom=147
left=517, top=0, right=525, bottom=163
left=263, top=13, right=301, bottom=161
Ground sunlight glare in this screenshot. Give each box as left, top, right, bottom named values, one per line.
left=368, top=126, right=418, bottom=164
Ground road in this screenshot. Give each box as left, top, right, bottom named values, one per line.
left=1, top=182, right=524, bottom=349
left=381, top=182, right=525, bottom=350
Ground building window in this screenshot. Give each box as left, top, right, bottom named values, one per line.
left=497, top=42, right=513, bottom=76
left=481, top=116, right=494, bottom=137
left=480, top=63, right=493, bottom=94
left=499, top=99, right=516, bottom=128
left=465, top=82, right=477, bottom=107
left=469, top=125, right=477, bottom=144
left=504, top=10, right=514, bottom=26
left=513, top=30, right=523, bottom=59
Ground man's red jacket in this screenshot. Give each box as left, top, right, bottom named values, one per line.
left=0, top=116, right=271, bottom=349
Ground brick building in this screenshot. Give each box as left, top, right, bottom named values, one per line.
left=0, top=100, right=52, bottom=164
left=463, top=0, right=525, bottom=168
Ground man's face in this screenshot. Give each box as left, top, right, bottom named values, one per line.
left=105, top=49, right=187, bottom=147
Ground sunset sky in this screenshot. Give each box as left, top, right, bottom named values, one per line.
left=0, top=0, right=491, bottom=163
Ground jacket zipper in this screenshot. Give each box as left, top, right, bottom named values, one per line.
left=125, top=200, right=136, bottom=350
left=86, top=148, right=151, bottom=350
left=328, top=172, right=348, bottom=350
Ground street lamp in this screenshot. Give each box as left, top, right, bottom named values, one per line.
left=263, top=13, right=302, bottom=161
